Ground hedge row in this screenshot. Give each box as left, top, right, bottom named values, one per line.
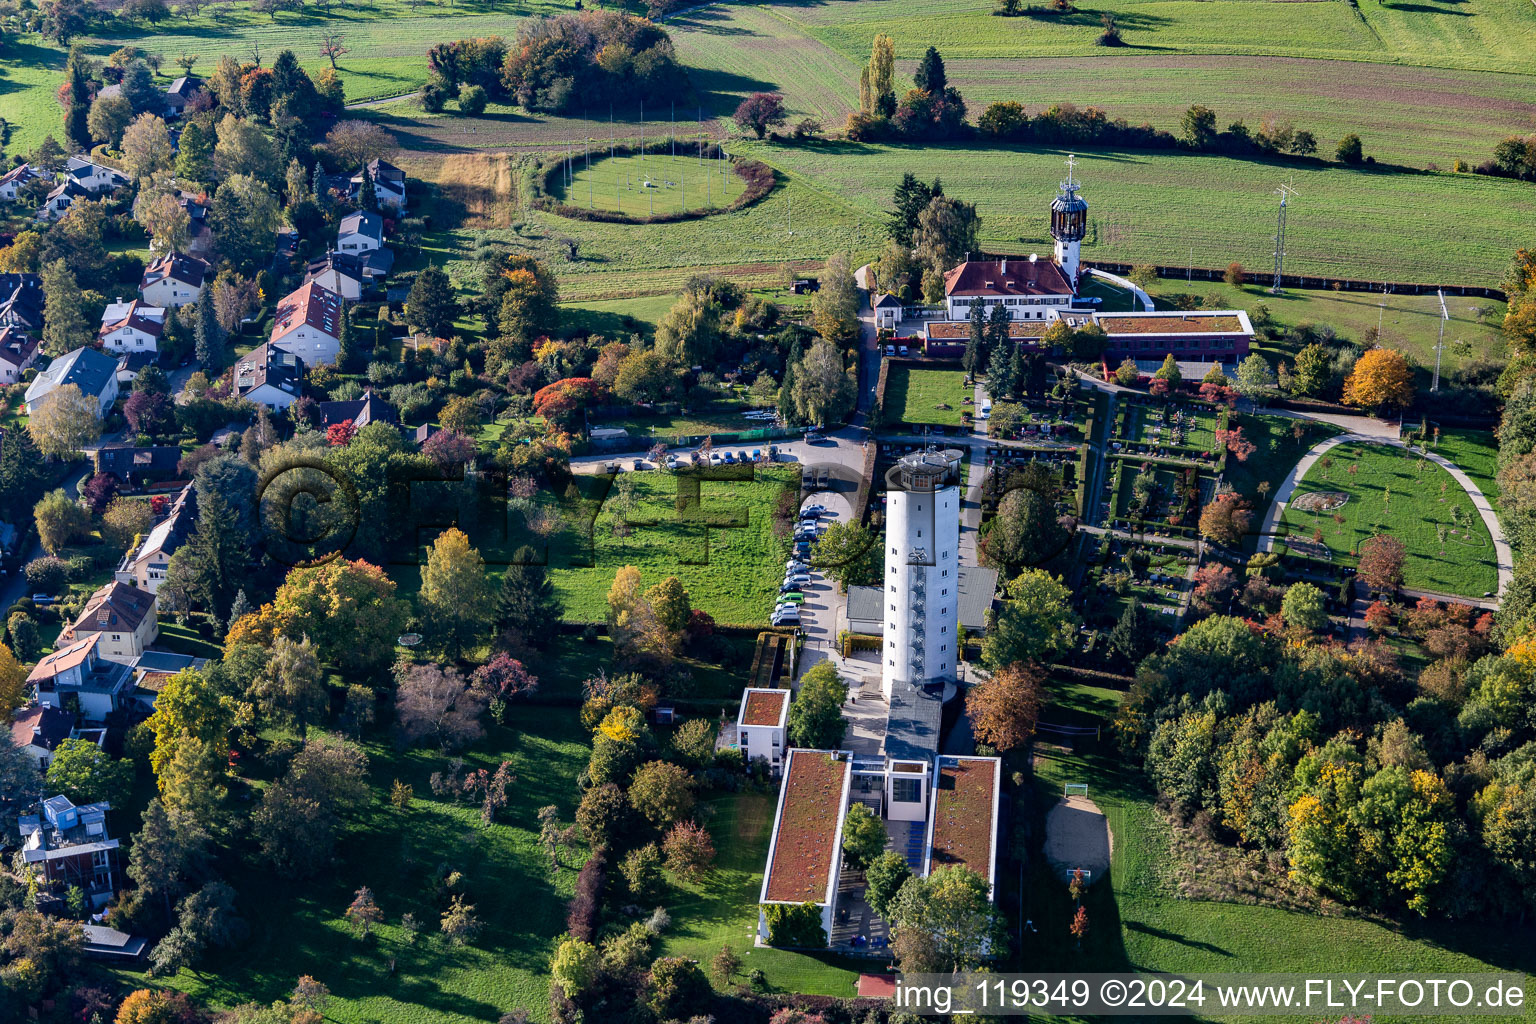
left=530, top=142, right=776, bottom=224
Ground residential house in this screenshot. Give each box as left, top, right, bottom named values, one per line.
left=873, top=293, right=903, bottom=331
left=315, top=390, right=398, bottom=429
left=116, top=481, right=197, bottom=593
left=19, top=795, right=120, bottom=908
left=24, top=345, right=120, bottom=417
left=98, top=299, right=166, bottom=354
left=0, top=326, right=40, bottom=385
left=56, top=580, right=159, bottom=663
left=0, top=273, right=45, bottom=331
left=0, top=163, right=50, bottom=202
left=351, top=158, right=407, bottom=211
left=337, top=209, right=384, bottom=253
left=233, top=341, right=305, bottom=408
left=736, top=688, right=789, bottom=768
left=92, top=444, right=183, bottom=487
left=164, top=76, right=203, bottom=117
left=82, top=925, right=147, bottom=960
left=177, top=191, right=214, bottom=256
left=37, top=178, right=90, bottom=221
left=9, top=703, right=74, bottom=770
left=305, top=248, right=393, bottom=301
left=270, top=282, right=343, bottom=366
left=139, top=251, right=209, bottom=308
left=65, top=157, right=132, bottom=194
left=28, top=635, right=135, bottom=722
left=114, top=351, right=157, bottom=387
left=128, top=650, right=207, bottom=714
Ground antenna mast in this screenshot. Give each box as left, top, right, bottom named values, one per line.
left=1270, top=183, right=1298, bottom=295
left=1432, top=289, right=1449, bottom=392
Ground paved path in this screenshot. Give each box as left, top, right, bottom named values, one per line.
left=1263, top=405, right=1402, bottom=440
left=344, top=92, right=419, bottom=111
left=1257, top=432, right=1512, bottom=599
left=1086, top=268, right=1153, bottom=311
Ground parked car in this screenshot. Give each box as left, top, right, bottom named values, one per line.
left=771, top=611, right=800, bottom=626
left=778, top=593, right=805, bottom=604
left=786, top=561, right=809, bottom=572
left=804, top=431, right=825, bottom=444
left=803, top=503, right=826, bottom=515
left=768, top=445, right=780, bottom=460
left=722, top=451, right=735, bottom=464
left=784, top=573, right=811, bottom=586
left=31, top=593, right=55, bottom=605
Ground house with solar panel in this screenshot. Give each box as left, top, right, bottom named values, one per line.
left=269, top=281, right=344, bottom=366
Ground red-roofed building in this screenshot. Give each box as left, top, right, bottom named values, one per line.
left=942, top=255, right=1075, bottom=323
left=736, top=687, right=789, bottom=767
left=270, top=281, right=343, bottom=366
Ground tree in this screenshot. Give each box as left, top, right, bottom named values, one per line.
left=982, top=569, right=1080, bottom=669
left=734, top=92, right=787, bottom=139
left=456, top=83, right=487, bottom=115
left=61, top=44, right=93, bottom=150
left=126, top=798, right=209, bottom=918
left=811, top=520, right=880, bottom=588
left=210, top=174, right=281, bottom=273
left=981, top=485, right=1068, bottom=571
left=1290, top=343, right=1333, bottom=397
left=0, top=734, right=43, bottom=838
left=195, top=293, right=226, bottom=372
left=40, top=259, right=89, bottom=357
left=840, top=802, right=887, bottom=870
left=887, top=865, right=1005, bottom=971
left=496, top=547, right=564, bottom=648
left=1180, top=104, right=1217, bottom=148
left=628, top=759, right=694, bottom=829
left=862, top=33, right=896, bottom=115
left=1336, top=133, right=1364, bottom=164
left=250, top=634, right=327, bottom=736
left=145, top=669, right=233, bottom=817
left=1281, top=581, right=1328, bottom=634
left=550, top=938, right=600, bottom=1000
left=1224, top=262, right=1245, bottom=288
left=662, top=820, right=715, bottom=881
left=46, top=738, right=133, bottom=807
left=1192, top=563, right=1237, bottom=607
left=790, top=337, right=855, bottom=426
left=811, top=253, right=860, bottom=344
left=419, top=527, right=495, bottom=659
left=265, top=559, right=410, bottom=674
left=0, top=644, right=26, bottom=721
left=319, top=31, right=349, bottom=70
left=1357, top=534, right=1406, bottom=592
left=1198, top=491, right=1253, bottom=547
left=710, top=945, right=741, bottom=984
left=913, top=195, right=980, bottom=276
left=612, top=350, right=680, bottom=404
left=1342, top=348, right=1414, bottom=413
left=1234, top=353, right=1277, bottom=401
left=33, top=488, right=90, bottom=554
left=407, top=265, right=460, bottom=338
left=642, top=576, right=691, bottom=654
left=914, top=45, right=947, bottom=94
left=88, top=94, right=135, bottom=149
left=787, top=661, right=849, bottom=748
left=966, top=661, right=1045, bottom=752
left=654, top=289, right=722, bottom=367
left=1153, top=353, right=1182, bottom=388
left=175, top=120, right=214, bottom=182
left=647, top=956, right=711, bottom=1022
left=395, top=661, right=489, bottom=750
left=325, top=119, right=396, bottom=168
left=251, top=733, right=369, bottom=876
left=576, top=782, right=632, bottom=847
left=345, top=887, right=383, bottom=938
left=886, top=172, right=938, bottom=242
left=121, top=114, right=175, bottom=179
left=440, top=894, right=482, bottom=944
left=172, top=488, right=250, bottom=618
left=865, top=850, right=911, bottom=919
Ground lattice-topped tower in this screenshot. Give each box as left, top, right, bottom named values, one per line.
left=882, top=449, right=963, bottom=697
left=1050, top=154, right=1088, bottom=287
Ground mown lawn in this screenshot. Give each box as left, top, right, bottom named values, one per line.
left=1223, top=412, right=1341, bottom=531
left=1025, top=682, right=1536, bottom=1023
left=558, top=153, right=749, bottom=216
left=1279, top=441, right=1498, bottom=597
left=661, top=792, right=861, bottom=997
left=887, top=366, right=969, bottom=427
left=544, top=467, right=794, bottom=625
left=124, top=707, right=591, bottom=1024
left=1432, top=427, right=1500, bottom=501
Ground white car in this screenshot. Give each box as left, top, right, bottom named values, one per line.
left=771, top=611, right=800, bottom=627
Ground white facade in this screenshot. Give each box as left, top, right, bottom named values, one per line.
left=307, top=266, right=361, bottom=301
left=735, top=688, right=789, bottom=767
left=273, top=328, right=339, bottom=367
left=140, top=276, right=199, bottom=308
left=883, top=453, right=961, bottom=696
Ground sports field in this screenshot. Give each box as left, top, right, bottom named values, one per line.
left=1278, top=441, right=1499, bottom=598
left=556, top=152, right=749, bottom=216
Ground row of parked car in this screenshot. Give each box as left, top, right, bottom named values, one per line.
left=772, top=504, right=829, bottom=627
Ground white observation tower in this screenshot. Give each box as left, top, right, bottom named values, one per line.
left=1050, top=154, right=1088, bottom=289
left=882, top=449, right=963, bottom=699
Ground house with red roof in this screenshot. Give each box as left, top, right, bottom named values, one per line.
left=269, top=281, right=344, bottom=366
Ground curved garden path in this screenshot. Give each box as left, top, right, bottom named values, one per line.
left=1257, top=432, right=1513, bottom=600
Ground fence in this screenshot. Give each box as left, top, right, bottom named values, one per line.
left=1081, top=260, right=1507, bottom=301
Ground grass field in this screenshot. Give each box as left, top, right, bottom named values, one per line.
left=1146, top=279, right=1509, bottom=376
left=1278, top=441, right=1498, bottom=597
left=1432, top=428, right=1500, bottom=501
left=1024, top=681, right=1536, bottom=1020
left=886, top=365, right=970, bottom=426
left=130, top=706, right=590, bottom=1024
left=544, top=466, right=794, bottom=625
left=662, top=792, right=860, bottom=996
left=556, top=152, right=749, bottom=216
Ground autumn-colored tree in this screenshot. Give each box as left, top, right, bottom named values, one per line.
left=326, top=418, right=356, bottom=446
left=531, top=377, right=602, bottom=433
left=1363, top=600, right=1393, bottom=634
left=419, top=527, right=495, bottom=659
left=259, top=559, right=411, bottom=674
left=1192, top=563, right=1237, bottom=607
left=1069, top=905, right=1090, bottom=944
left=344, top=886, right=383, bottom=937
left=966, top=661, right=1045, bottom=752
left=661, top=820, right=716, bottom=881
left=0, top=643, right=27, bottom=722
left=1199, top=492, right=1253, bottom=547
left=1357, top=534, right=1407, bottom=592
left=1214, top=425, right=1256, bottom=462
left=1342, top=348, right=1414, bottom=413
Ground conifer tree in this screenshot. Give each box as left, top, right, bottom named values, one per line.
left=195, top=295, right=226, bottom=372
left=40, top=259, right=89, bottom=357
left=63, top=45, right=92, bottom=152
left=175, top=121, right=213, bottom=182
left=358, top=165, right=377, bottom=212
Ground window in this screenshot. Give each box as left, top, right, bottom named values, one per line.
left=739, top=732, right=748, bottom=745
left=940, top=644, right=947, bottom=652
left=889, top=659, right=895, bottom=667
left=890, top=585, right=897, bottom=593
left=941, top=569, right=949, bottom=578
left=892, top=777, right=922, bottom=803
left=941, top=625, right=947, bottom=634
left=941, top=588, right=948, bottom=596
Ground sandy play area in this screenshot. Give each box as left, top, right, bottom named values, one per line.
left=1044, top=794, right=1113, bottom=883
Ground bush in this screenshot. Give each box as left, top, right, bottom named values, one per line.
left=458, top=84, right=488, bottom=115
left=565, top=848, right=606, bottom=943
left=762, top=902, right=825, bottom=947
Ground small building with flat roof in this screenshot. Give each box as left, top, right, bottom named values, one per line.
left=736, top=687, right=789, bottom=768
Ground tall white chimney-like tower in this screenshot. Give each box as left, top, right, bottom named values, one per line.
left=882, top=450, right=962, bottom=699
left=1050, top=154, right=1088, bottom=291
